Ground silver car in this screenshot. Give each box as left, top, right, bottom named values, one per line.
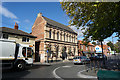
left=73, top=56, right=90, bottom=65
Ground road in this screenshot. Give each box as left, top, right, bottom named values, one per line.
left=2, top=61, right=96, bottom=80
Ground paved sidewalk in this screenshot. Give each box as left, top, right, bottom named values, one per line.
left=78, top=68, right=98, bottom=80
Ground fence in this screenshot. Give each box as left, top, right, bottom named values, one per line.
left=85, top=54, right=120, bottom=73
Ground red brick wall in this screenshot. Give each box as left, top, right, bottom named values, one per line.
left=32, top=15, right=46, bottom=55
left=32, top=16, right=45, bottom=40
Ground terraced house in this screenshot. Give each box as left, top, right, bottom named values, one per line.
left=32, top=13, right=78, bottom=63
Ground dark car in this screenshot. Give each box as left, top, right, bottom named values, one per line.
left=90, top=54, right=107, bottom=61
left=73, top=56, right=90, bottom=65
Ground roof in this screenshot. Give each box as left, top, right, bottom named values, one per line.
left=98, top=45, right=110, bottom=50
left=0, top=27, right=37, bottom=38
left=78, top=40, right=93, bottom=46
left=43, top=16, right=77, bottom=34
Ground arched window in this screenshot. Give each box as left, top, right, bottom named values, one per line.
left=49, top=29, right=51, bottom=38
left=64, top=33, right=65, bottom=41
left=53, top=30, right=55, bottom=39
left=57, top=32, right=59, bottom=40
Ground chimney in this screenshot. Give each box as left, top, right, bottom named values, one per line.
left=37, top=13, right=42, bottom=17
left=14, top=22, right=18, bottom=30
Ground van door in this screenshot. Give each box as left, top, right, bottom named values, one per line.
left=22, top=47, right=33, bottom=64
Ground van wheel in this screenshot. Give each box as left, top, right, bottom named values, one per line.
left=15, top=61, right=25, bottom=71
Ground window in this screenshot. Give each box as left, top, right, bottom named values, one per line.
left=22, top=47, right=33, bottom=58
left=22, top=47, right=26, bottom=57
left=60, top=33, right=62, bottom=40
left=27, top=48, right=33, bottom=57
left=57, top=32, right=59, bottom=40
left=49, top=29, right=51, bottom=38
left=22, top=37, right=29, bottom=42
left=69, top=36, right=71, bottom=42
left=74, top=36, right=75, bottom=43
left=3, top=34, right=8, bottom=39
left=27, top=38, right=29, bottom=42
left=66, top=34, right=68, bottom=41
left=53, top=30, right=55, bottom=39
left=64, top=33, right=65, bottom=41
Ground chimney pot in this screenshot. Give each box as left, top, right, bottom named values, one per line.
left=14, top=22, right=18, bottom=30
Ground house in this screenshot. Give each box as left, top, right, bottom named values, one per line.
left=32, top=13, right=78, bottom=63
left=78, top=40, right=95, bottom=57
left=0, top=23, right=37, bottom=60
left=95, top=45, right=111, bottom=56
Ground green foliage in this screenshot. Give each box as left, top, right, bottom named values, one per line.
left=60, top=2, right=120, bottom=41
left=114, top=42, right=120, bottom=53
left=107, top=41, right=114, bottom=50
left=107, top=41, right=120, bottom=53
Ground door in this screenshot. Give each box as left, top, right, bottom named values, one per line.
left=35, top=42, right=40, bottom=62
left=22, top=47, right=33, bottom=64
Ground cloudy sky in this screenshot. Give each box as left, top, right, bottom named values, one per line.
left=0, top=1, right=118, bottom=44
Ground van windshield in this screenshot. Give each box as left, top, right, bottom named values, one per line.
left=22, top=47, right=33, bottom=58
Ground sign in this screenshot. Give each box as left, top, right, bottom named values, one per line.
left=95, top=46, right=102, bottom=53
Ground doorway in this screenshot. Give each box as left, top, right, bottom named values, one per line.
left=35, top=41, right=40, bottom=62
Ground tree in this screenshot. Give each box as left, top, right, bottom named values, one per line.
left=92, top=42, right=96, bottom=46
left=61, top=2, right=120, bottom=65
left=60, top=2, right=120, bottom=41
left=107, top=41, right=114, bottom=51
left=114, top=42, right=120, bottom=53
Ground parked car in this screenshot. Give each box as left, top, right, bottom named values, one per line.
left=73, top=56, right=90, bottom=65
left=90, top=54, right=107, bottom=61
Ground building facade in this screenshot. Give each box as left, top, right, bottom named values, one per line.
left=0, top=23, right=36, bottom=60
left=32, top=13, right=78, bottom=63
left=78, top=40, right=95, bottom=57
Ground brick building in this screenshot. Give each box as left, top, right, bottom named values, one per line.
left=32, top=13, right=78, bottom=62
left=78, top=40, right=95, bottom=57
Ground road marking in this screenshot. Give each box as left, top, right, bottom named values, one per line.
left=52, top=66, right=63, bottom=80
left=62, top=66, right=72, bottom=68
left=77, top=70, right=97, bottom=79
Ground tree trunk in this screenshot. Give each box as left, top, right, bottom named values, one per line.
left=100, top=41, right=105, bottom=66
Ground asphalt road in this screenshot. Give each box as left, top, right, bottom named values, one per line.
left=2, top=61, right=96, bottom=80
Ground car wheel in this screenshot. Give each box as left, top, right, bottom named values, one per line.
left=15, top=61, right=25, bottom=71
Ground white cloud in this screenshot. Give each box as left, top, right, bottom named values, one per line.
left=0, top=5, right=18, bottom=19
left=70, top=26, right=85, bottom=40
left=24, top=19, right=30, bottom=23
left=13, top=20, right=20, bottom=23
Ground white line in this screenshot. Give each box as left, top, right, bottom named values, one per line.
left=52, top=66, right=64, bottom=80
left=77, top=70, right=97, bottom=79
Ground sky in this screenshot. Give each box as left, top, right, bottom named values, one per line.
left=0, top=1, right=119, bottom=44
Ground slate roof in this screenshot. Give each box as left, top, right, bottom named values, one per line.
left=0, top=27, right=37, bottom=38
left=43, top=16, right=77, bottom=34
